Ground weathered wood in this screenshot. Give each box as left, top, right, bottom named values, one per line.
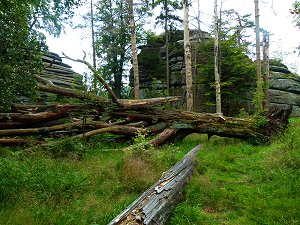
left=111, top=109, right=268, bottom=140
left=0, top=121, right=117, bottom=136
left=118, top=96, right=181, bottom=109
left=37, top=83, right=108, bottom=105
left=74, top=125, right=146, bottom=139
left=109, top=144, right=202, bottom=225
left=150, top=128, right=177, bottom=146
left=0, top=138, right=44, bottom=146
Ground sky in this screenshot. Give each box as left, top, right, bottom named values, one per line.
left=46, top=0, right=300, bottom=75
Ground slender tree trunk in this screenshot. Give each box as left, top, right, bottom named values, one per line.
left=254, top=0, right=263, bottom=112
left=183, top=0, right=193, bottom=111
left=91, top=0, right=97, bottom=91
left=164, top=0, right=170, bottom=94
left=197, top=0, right=201, bottom=40
left=263, top=32, right=270, bottom=112
left=214, top=0, right=222, bottom=115
left=127, top=0, right=140, bottom=99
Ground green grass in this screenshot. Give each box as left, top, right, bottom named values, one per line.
left=0, top=119, right=299, bottom=224
left=0, top=133, right=200, bottom=224
left=167, top=118, right=300, bottom=225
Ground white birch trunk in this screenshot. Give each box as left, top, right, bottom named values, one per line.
left=214, top=0, right=222, bottom=115
left=183, top=0, right=193, bottom=111
left=127, top=0, right=140, bottom=99
left=255, top=0, right=263, bottom=112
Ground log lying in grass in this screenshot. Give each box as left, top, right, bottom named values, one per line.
left=0, top=138, right=44, bottom=146
left=109, top=144, right=202, bottom=225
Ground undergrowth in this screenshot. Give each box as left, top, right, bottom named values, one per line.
left=0, top=119, right=299, bottom=224
left=0, top=133, right=201, bottom=224
left=167, top=118, right=300, bottom=225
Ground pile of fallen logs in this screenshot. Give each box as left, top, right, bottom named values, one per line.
left=0, top=54, right=291, bottom=147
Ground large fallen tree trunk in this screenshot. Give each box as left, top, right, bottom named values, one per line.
left=109, top=144, right=202, bottom=225
left=111, top=110, right=265, bottom=140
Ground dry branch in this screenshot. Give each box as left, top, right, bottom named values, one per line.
left=62, top=52, right=119, bottom=104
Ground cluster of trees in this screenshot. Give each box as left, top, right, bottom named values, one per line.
left=0, top=0, right=298, bottom=113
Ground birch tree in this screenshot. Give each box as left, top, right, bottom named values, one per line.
left=262, top=31, right=270, bottom=112
left=183, top=0, right=193, bottom=111
left=254, top=0, right=263, bottom=112
left=127, top=0, right=140, bottom=99
left=214, top=0, right=222, bottom=115
left=153, top=0, right=182, bottom=93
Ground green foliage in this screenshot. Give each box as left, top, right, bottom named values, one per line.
left=0, top=0, right=81, bottom=111
left=220, top=10, right=254, bottom=46
left=168, top=119, right=300, bottom=225
left=152, top=0, right=182, bottom=30
left=292, top=1, right=300, bottom=27
left=0, top=0, right=44, bottom=111
left=93, top=0, right=152, bottom=98
left=1, top=121, right=299, bottom=224
left=196, top=39, right=256, bottom=114
left=144, top=78, right=169, bottom=98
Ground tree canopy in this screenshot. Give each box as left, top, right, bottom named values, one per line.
left=0, top=0, right=81, bottom=111
left=196, top=39, right=256, bottom=114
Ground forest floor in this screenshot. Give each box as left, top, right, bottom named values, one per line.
left=0, top=118, right=299, bottom=225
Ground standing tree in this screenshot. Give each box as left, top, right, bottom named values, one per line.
left=254, top=0, right=263, bottom=113
left=262, top=30, right=270, bottom=112
left=183, top=0, right=193, bottom=111
left=214, top=0, right=222, bottom=115
left=152, top=0, right=182, bottom=93
left=94, top=0, right=131, bottom=98
left=220, top=10, right=254, bottom=47
left=127, top=0, right=140, bottom=99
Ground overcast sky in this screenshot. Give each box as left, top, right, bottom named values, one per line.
left=46, top=0, right=300, bottom=74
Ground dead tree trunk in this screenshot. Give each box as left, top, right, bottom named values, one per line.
left=109, top=144, right=202, bottom=225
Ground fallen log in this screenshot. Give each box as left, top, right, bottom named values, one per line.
left=109, top=144, right=202, bottom=225
left=150, top=128, right=177, bottom=146
left=74, top=125, right=146, bottom=139
left=0, top=121, right=118, bottom=136
left=0, top=138, right=44, bottom=146
left=110, top=109, right=289, bottom=141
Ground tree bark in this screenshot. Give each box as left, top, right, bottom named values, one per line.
left=108, top=144, right=202, bottom=225
left=150, top=128, right=177, bottom=146
left=0, top=138, right=44, bottom=146
left=254, top=0, right=263, bottom=112
left=127, top=0, right=140, bottom=99
left=110, top=108, right=288, bottom=141
left=214, top=0, right=222, bottom=115
left=263, top=31, right=270, bottom=113
left=164, top=0, right=170, bottom=93
left=183, top=0, right=193, bottom=111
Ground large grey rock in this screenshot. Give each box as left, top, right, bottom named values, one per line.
left=269, top=89, right=300, bottom=105
left=270, top=103, right=300, bottom=117
left=270, top=76, right=300, bottom=94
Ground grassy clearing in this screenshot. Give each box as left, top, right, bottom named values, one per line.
left=0, top=133, right=201, bottom=224
left=167, top=118, right=300, bottom=225
left=0, top=119, right=299, bottom=224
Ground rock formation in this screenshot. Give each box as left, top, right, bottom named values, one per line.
left=132, top=31, right=300, bottom=116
